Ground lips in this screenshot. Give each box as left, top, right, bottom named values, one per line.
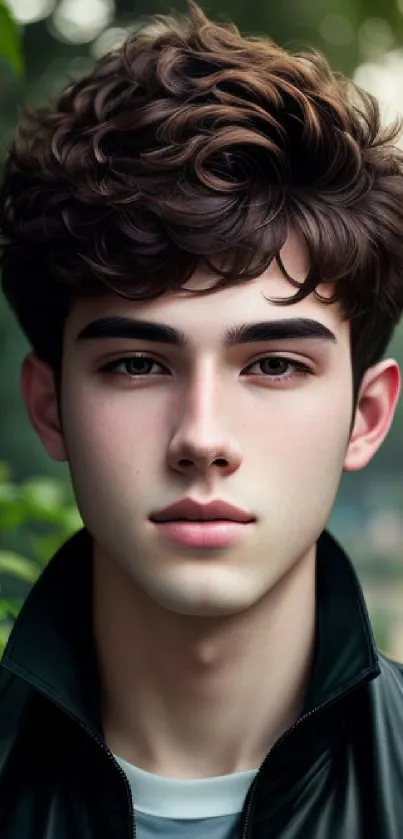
left=149, top=498, right=255, bottom=524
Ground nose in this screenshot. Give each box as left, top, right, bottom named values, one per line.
left=167, top=367, right=242, bottom=479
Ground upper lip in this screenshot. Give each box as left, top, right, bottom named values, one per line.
left=150, top=498, right=256, bottom=523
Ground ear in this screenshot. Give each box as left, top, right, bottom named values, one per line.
left=20, top=352, right=68, bottom=462
left=344, top=359, right=401, bottom=472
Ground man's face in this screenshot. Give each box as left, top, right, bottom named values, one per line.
left=60, top=237, right=354, bottom=617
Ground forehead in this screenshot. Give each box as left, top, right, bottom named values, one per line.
left=65, top=237, right=349, bottom=346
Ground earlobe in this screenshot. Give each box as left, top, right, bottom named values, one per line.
left=20, top=352, right=68, bottom=462
left=343, top=359, right=401, bottom=472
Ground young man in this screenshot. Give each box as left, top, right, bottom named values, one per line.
left=1, top=2, right=403, bottom=836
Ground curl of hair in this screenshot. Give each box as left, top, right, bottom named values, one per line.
left=2, top=0, right=403, bottom=390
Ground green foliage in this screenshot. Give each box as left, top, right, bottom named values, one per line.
left=0, top=0, right=23, bottom=77
left=0, top=461, right=82, bottom=657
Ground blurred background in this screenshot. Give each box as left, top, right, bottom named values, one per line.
left=0, top=0, right=402, bottom=657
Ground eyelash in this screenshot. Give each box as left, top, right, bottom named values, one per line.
left=100, top=353, right=312, bottom=383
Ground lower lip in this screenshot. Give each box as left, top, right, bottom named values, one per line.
left=151, top=520, right=254, bottom=549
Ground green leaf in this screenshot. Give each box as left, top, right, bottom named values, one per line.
left=0, top=483, right=25, bottom=530
left=0, top=623, right=12, bottom=658
left=30, top=532, right=69, bottom=566
left=0, top=550, right=39, bottom=583
left=0, top=1, right=23, bottom=77
left=0, top=462, right=11, bottom=483
left=0, top=598, right=21, bottom=618
left=0, top=482, right=19, bottom=502
left=59, top=506, right=82, bottom=532
left=0, top=501, right=25, bottom=530
left=20, top=477, right=65, bottom=510
left=0, top=599, right=20, bottom=620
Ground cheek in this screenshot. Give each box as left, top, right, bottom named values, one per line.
left=254, top=384, right=352, bottom=502
left=62, top=384, right=165, bottom=484
left=285, top=407, right=350, bottom=462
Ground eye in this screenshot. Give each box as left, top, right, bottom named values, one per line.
left=100, top=354, right=167, bottom=376
left=99, top=353, right=312, bottom=382
left=244, top=356, right=311, bottom=380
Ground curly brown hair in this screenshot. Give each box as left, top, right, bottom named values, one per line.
left=1, top=1, right=403, bottom=398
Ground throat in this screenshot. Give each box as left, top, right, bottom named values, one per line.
left=94, top=539, right=317, bottom=779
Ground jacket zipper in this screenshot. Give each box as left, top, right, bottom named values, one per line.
left=241, top=670, right=376, bottom=839
left=15, top=662, right=376, bottom=839
left=37, top=698, right=136, bottom=839
left=85, top=726, right=137, bottom=839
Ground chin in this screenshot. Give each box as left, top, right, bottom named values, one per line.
left=174, top=604, right=244, bottom=617
left=144, top=569, right=260, bottom=617
left=155, top=590, right=254, bottom=618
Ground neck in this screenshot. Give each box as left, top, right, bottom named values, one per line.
left=93, top=547, right=317, bottom=779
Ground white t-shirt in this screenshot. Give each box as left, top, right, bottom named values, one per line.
left=114, top=753, right=258, bottom=839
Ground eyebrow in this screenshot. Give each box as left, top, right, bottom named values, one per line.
left=76, top=316, right=337, bottom=347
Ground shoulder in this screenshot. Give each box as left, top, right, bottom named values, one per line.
left=0, top=666, right=32, bottom=776
left=377, top=651, right=403, bottom=690
left=366, top=651, right=403, bottom=729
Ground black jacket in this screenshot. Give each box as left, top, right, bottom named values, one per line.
left=0, top=527, right=403, bottom=838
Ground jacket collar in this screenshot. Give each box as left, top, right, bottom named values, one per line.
left=303, top=528, right=380, bottom=713
left=0, top=527, right=380, bottom=732
left=1, top=528, right=101, bottom=732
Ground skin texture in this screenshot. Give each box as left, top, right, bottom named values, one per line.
left=21, top=235, right=401, bottom=778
